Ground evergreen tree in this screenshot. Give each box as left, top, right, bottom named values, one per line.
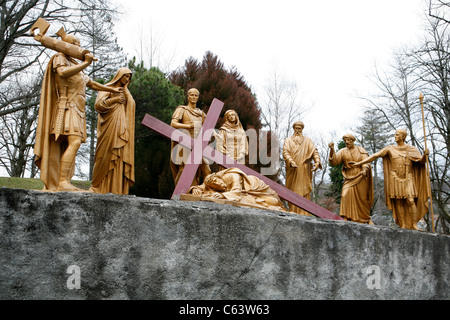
left=327, top=140, right=346, bottom=203
left=127, top=58, right=184, bottom=199
left=355, top=107, right=391, bottom=180
left=169, top=51, right=262, bottom=130
left=353, top=107, right=391, bottom=214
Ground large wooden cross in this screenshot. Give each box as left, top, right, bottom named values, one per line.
left=141, top=98, right=343, bottom=221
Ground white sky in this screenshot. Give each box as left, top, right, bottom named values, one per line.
left=113, top=0, right=428, bottom=139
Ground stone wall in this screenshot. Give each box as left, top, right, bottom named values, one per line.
left=0, top=187, right=448, bottom=299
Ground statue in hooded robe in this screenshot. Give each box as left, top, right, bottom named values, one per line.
left=215, top=109, right=248, bottom=164
left=90, top=68, right=135, bottom=194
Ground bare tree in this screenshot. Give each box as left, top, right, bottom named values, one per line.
left=358, top=8, right=450, bottom=233
left=0, top=73, right=40, bottom=177
left=360, top=51, right=424, bottom=147
left=410, top=14, right=450, bottom=233
left=0, top=0, right=124, bottom=179
left=352, top=106, right=391, bottom=216
left=259, top=62, right=312, bottom=181
left=0, top=0, right=99, bottom=116
left=428, top=0, right=450, bottom=24
left=260, top=63, right=310, bottom=140
left=311, top=131, right=334, bottom=204
left=128, top=19, right=178, bottom=74
left=130, top=19, right=163, bottom=69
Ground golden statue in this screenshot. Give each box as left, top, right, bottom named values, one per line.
left=32, top=20, right=122, bottom=192
left=215, top=109, right=248, bottom=164
left=328, top=134, right=374, bottom=223
left=350, top=129, right=430, bottom=230
left=170, top=88, right=211, bottom=186
left=90, top=68, right=135, bottom=195
left=188, top=168, right=287, bottom=212
left=282, top=121, right=321, bottom=215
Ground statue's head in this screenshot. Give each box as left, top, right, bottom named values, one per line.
left=224, top=110, right=238, bottom=124
left=395, top=129, right=408, bottom=142
left=204, top=173, right=227, bottom=192
left=343, top=133, right=356, bottom=141
left=343, top=133, right=356, bottom=148
left=293, top=121, right=304, bottom=135
left=187, top=88, right=200, bottom=104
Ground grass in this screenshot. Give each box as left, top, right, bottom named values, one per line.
left=0, top=176, right=91, bottom=190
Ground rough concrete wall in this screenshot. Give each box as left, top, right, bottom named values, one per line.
left=0, top=188, right=448, bottom=300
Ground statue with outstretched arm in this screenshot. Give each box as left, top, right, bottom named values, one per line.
left=349, top=129, right=429, bottom=230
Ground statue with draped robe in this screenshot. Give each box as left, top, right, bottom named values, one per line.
left=282, top=121, right=322, bottom=215
left=215, top=109, right=248, bottom=164
left=90, top=68, right=135, bottom=194
left=188, top=168, right=287, bottom=212
left=328, top=134, right=374, bottom=223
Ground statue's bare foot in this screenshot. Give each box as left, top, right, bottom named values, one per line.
left=58, top=181, right=83, bottom=192
left=412, top=223, right=426, bottom=232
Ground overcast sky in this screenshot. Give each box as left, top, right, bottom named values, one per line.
left=112, top=0, right=428, bottom=139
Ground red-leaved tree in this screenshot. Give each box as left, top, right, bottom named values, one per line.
left=169, top=51, right=262, bottom=131
left=169, top=52, right=281, bottom=182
